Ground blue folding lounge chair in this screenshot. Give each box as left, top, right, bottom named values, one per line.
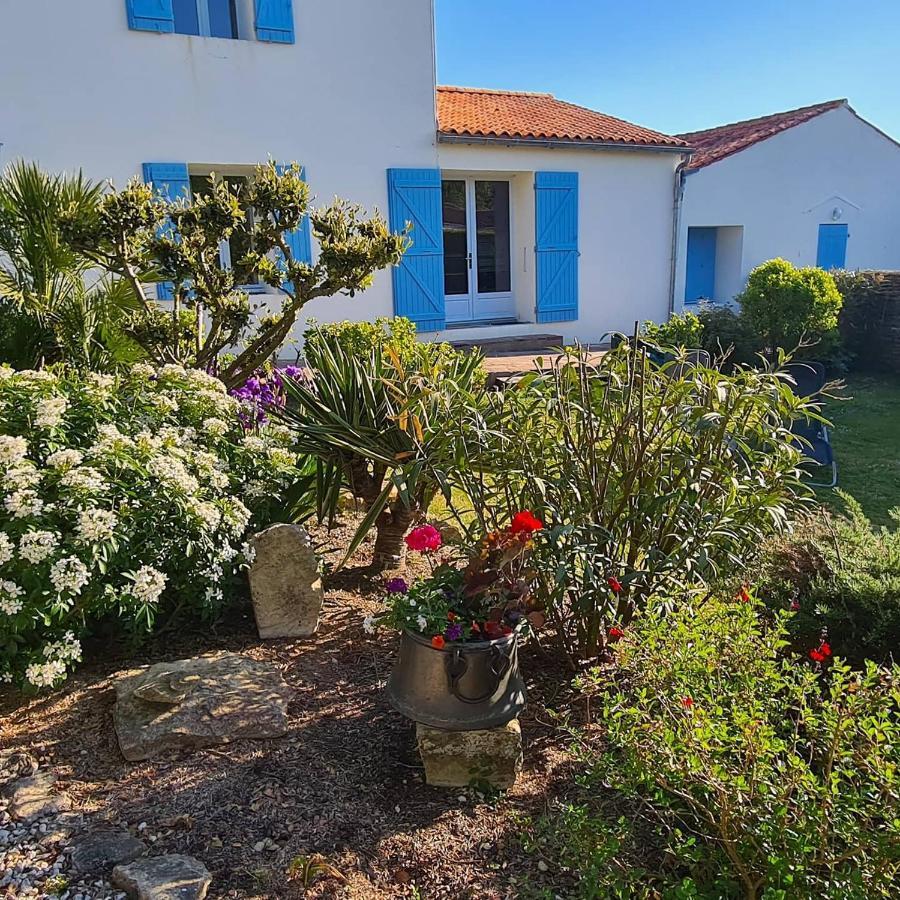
left=784, top=362, right=837, bottom=488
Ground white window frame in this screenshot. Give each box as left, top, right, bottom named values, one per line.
left=179, top=0, right=252, bottom=40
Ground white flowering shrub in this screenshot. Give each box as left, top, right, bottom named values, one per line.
left=0, top=364, right=304, bottom=689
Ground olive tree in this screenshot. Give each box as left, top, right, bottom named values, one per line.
left=64, top=162, right=408, bottom=389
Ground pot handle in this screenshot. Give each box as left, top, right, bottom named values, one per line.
left=446, top=644, right=512, bottom=705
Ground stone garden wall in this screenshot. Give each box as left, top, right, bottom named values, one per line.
left=837, top=270, right=900, bottom=374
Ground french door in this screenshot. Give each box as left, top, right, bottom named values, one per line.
left=442, top=178, right=514, bottom=324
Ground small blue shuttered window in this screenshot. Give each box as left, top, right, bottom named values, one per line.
left=126, top=0, right=295, bottom=43
left=386, top=169, right=445, bottom=332
left=142, top=162, right=191, bottom=300
left=816, top=223, right=849, bottom=270
left=534, top=172, right=579, bottom=324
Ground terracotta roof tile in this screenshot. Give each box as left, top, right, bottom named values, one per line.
left=678, top=99, right=847, bottom=170
left=437, top=86, right=687, bottom=149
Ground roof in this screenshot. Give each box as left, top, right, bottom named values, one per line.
left=678, top=99, right=848, bottom=170
left=436, top=86, right=687, bottom=150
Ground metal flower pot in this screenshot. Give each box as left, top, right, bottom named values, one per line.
left=386, top=630, right=527, bottom=731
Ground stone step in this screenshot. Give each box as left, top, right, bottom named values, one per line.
left=447, top=333, right=564, bottom=355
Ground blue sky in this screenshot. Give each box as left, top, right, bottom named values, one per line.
left=435, top=0, right=900, bottom=138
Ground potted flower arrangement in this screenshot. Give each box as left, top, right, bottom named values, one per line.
left=369, top=511, right=545, bottom=731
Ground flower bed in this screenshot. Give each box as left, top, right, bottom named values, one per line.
left=367, top=513, right=545, bottom=647
left=0, top=363, right=303, bottom=688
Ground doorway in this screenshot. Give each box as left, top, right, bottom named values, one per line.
left=442, top=178, right=515, bottom=324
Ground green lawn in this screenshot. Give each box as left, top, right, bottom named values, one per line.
left=820, top=374, right=900, bottom=525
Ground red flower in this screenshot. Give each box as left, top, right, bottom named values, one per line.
left=738, top=584, right=752, bottom=603
left=447, top=612, right=458, bottom=622
left=809, top=649, right=826, bottom=663
left=681, top=696, right=695, bottom=710
left=809, top=641, right=833, bottom=664
left=431, top=635, right=446, bottom=650
left=405, top=525, right=443, bottom=553
left=509, top=510, right=544, bottom=535
left=607, top=576, right=623, bottom=594
left=484, top=621, right=504, bottom=638
left=471, top=621, right=481, bottom=633
left=790, top=599, right=801, bottom=612
left=608, top=627, right=625, bottom=643
left=820, top=642, right=832, bottom=658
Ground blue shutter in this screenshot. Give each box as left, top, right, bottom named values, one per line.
left=816, top=224, right=849, bottom=270
left=685, top=227, right=718, bottom=303
left=276, top=164, right=313, bottom=289
left=255, top=0, right=295, bottom=43
left=387, top=168, right=445, bottom=332
left=126, top=0, right=175, bottom=33
left=142, top=162, right=191, bottom=300
left=534, top=172, right=579, bottom=323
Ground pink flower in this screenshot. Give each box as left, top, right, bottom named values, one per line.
left=405, top=525, right=442, bottom=553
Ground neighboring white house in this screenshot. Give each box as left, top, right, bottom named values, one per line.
left=0, top=0, right=690, bottom=349
left=674, top=100, right=900, bottom=310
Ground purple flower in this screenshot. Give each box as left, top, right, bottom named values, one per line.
left=444, top=622, right=463, bottom=642
left=283, top=365, right=304, bottom=379
left=385, top=577, right=408, bottom=594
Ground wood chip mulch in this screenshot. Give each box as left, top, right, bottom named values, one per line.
left=0, top=522, right=583, bottom=899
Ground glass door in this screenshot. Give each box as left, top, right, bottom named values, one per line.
left=442, top=178, right=515, bottom=324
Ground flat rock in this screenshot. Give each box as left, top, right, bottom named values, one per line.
left=71, top=829, right=146, bottom=874
left=112, top=854, right=211, bottom=900
left=248, top=523, right=323, bottom=638
left=113, top=652, right=292, bottom=762
left=1, top=772, right=70, bottom=822
left=417, top=719, right=523, bottom=789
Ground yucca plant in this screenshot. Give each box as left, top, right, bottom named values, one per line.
left=0, top=161, right=142, bottom=370
left=278, top=330, right=485, bottom=568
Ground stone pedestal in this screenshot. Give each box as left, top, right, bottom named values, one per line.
left=416, top=719, right=523, bottom=789
left=248, top=524, right=323, bottom=639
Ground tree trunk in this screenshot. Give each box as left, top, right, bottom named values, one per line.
left=371, top=502, right=416, bottom=570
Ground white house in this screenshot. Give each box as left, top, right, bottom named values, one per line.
left=0, top=0, right=690, bottom=350
left=674, top=100, right=900, bottom=309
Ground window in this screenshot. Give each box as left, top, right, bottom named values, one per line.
left=189, top=172, right=260, bottom=287
left=173, top=0, right=238, bottom=38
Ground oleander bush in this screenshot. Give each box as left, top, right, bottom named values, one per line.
left=0, top=363, right=304, bottom=689
left=435, top=344, right=815, bottom=664
left=760, top=492, right=900, bottom=665
left=526, top=599, right=900, bottom=899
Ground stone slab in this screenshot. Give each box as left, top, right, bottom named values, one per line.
left=1, top=772, right=70, bottom=822
left=113, top=652, right=292, bottom=762
left=416, top=719, right=523, bottom=789
left=248, top=524, right=323, bottom=638
left=71, top=829, right=146, bottom=874
left=112, top=854, right=211, bottom=900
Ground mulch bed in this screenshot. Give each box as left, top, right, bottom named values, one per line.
left=0, top=520, right=582, bottom=899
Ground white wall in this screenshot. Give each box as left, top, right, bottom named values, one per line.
left=676, top=106, right=900, bottom=308
left=436, top=142, right=684, bottom=343
left=0, top=0, right=439, bottom=344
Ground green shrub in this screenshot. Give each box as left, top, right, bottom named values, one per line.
left=738, top=258, right=843, bottom=356
left=303, top=316, right=418, bottom=361
left=435, top=344, right=814, bottom=664
left=760, top=492, right=900, bottom=664
left=0, top=364, right=304, bottom=688
left=641, top=310, right=704, bottom=348
left=697, top=304, right=765, bottom=368
left=531, top=600, right=900, bottom=898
